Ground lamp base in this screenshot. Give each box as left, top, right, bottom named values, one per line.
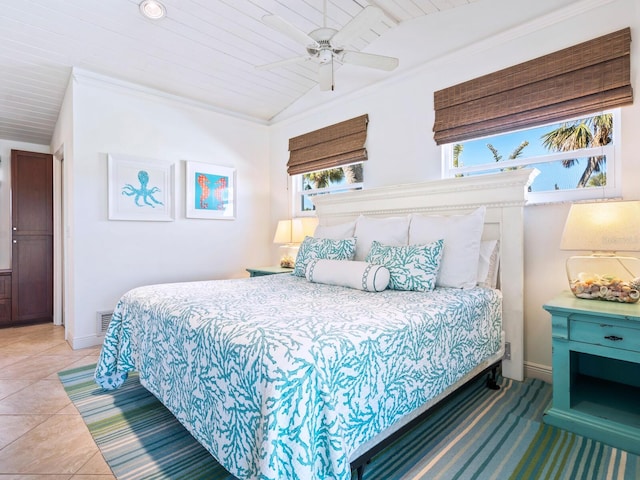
left=279, top=255, right=295, bottom=269
left=566, top=255, right=640, bottom=303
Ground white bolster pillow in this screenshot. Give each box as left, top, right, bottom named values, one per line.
left=305, top=259, right=390, bottom=292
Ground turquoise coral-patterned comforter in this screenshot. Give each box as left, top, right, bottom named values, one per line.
left=95, top=274, right=501, bottom=480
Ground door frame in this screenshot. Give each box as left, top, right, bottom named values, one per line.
left=53, top=146, right=64, bottom=327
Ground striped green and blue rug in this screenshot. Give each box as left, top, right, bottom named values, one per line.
left=59, top=365, right=639, bottom=479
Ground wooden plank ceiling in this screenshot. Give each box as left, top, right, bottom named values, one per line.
left=0, top=0, right=479, bottom=144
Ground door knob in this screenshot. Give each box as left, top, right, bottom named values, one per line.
left=12, top=227, right=17, bottom=231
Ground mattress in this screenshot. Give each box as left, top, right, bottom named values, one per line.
left=95, top=273, right=502, bottom=480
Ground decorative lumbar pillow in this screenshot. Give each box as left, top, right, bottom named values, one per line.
left=409, top=206, right=486, bottom=289
left=314, top=220, right=357, bottom=240
left=365, top=239, right=444, bottom=292
left=293, top=236, right=356, bottom=277
left=305, top=259, right=390, bottom=292
left=477, top=239, right=500, bottom=288
left=353, top=215, right=410, bottom=261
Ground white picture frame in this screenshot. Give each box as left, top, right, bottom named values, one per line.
left=108, top=153, right=175, bottom=221
left=185, top=161, right=236, bottom=220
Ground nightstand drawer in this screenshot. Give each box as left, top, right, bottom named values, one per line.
left=570, top=319, right=640, bottom=353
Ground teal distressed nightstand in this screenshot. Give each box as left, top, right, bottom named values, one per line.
left=543, top=292, right=640, bottom=454
left=246, top=266, right=293, bottom=277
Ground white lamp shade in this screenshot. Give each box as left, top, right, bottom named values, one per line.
left=273, top=218, right=318, bottom=244
left=561, top=201, right=640, bottom=252
left=291, top=217, right=318, bottom=243
left=273, top=220, right=292, bottom=244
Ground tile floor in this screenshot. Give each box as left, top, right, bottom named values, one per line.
left=0, top=323, right=115, bottom=480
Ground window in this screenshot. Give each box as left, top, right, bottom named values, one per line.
left=442, top=109, right=621, bottom=204
left=294, top=163, right=364, bottom=214
left=434, top=29, right=630, bottom=204
left=288, top=115, right=368, bottom=215
left=433, top=29, right=631, bottom=146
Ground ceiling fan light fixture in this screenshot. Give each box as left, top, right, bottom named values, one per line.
left=317, top=50, right=333, bottom=64
left=139, top=0, right=166, bottom=20
left=259, top=4, right=398, bottom=89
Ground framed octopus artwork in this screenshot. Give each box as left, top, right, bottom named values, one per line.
left=185, top=161, right=236, bottom=220
left=107, top=153, right=175, bottom=221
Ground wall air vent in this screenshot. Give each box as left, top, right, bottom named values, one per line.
left=96, top=310, right=114, bottom=336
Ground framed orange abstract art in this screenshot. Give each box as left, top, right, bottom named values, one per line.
left=185, top=161, right=236, bottom=219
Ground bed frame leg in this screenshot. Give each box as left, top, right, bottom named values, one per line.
left=486, top=365, right=501, bottom=390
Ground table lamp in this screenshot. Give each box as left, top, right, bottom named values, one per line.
left=273, top=218, right=318, bottom=268
left=291, top=217, right=318, bottom=243
left=560, top=200, right=640, bottom=303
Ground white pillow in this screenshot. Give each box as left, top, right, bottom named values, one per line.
left=353, top=215, right=410, bottom=261
left=409, top=206, right=486, bottom=289
left=305, top=259, right=390, bottom=292
left=477, top=240, right=500, bottom=288
left=314, top=220, right=356, bottom=240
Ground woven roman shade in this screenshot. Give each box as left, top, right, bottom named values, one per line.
left=287, top=114, right=369, bottom=175
left=433, top=28, right=632, bottom=145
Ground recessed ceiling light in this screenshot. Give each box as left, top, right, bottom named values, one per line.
left=139, top=0, right=166, bottom=20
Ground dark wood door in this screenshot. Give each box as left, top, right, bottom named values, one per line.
left=11, top=150, right=53, bottom=325
left=0, top=270, right=11, bottom=326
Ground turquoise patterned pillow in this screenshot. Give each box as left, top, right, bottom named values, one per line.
left=365, top=239, right=444, bottom=292
left=293, top=236, right=356, bottom=277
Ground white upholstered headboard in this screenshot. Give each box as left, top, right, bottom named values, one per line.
left=312, top=168, right=538, bottom=381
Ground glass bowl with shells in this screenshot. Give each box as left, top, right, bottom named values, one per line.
left=566, top=255, right=640, bottom=303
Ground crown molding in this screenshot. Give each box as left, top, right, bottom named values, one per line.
left=71, top=68, right=269, bottom=126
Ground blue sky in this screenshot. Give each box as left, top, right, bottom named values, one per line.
left=457, top=122, right=604, bottom=192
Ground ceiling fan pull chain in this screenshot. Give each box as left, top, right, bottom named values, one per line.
left=332, top=57, right=335, bottom=91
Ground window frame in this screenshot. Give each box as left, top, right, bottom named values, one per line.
left=441, top=109, right=622, bottom=205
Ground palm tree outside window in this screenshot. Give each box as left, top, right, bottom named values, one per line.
left=442, top=109, right=620, bottom=204
left=296, top=163, right=364, bottom=213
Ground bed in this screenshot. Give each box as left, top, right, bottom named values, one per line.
left=95, top=169, right=536, bottom=480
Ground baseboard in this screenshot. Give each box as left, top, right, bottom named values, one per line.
left=524, top=361, right=552, bottom=384
left=71, top=334, right=103, bottom=350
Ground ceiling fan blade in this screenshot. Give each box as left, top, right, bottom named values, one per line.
left=330, top=6, right=384, bottom=47
left=262, top=15, right=318, bottom=47
left=318, top=62, right=333, bottom=91
left=340, top=51, right=399, bottom=71
left=255, top=56, right=311, bottom=70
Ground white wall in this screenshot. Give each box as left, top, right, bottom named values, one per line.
left=0, top=140, right=51, bottom=270
left=52, top=71, right=270, bottom=348
left=269, top=0, right=640, bottom=379
left=51, top=76, right=75, bottom=334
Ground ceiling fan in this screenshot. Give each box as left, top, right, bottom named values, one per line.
left=257, top=3, right=399, bottom=91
